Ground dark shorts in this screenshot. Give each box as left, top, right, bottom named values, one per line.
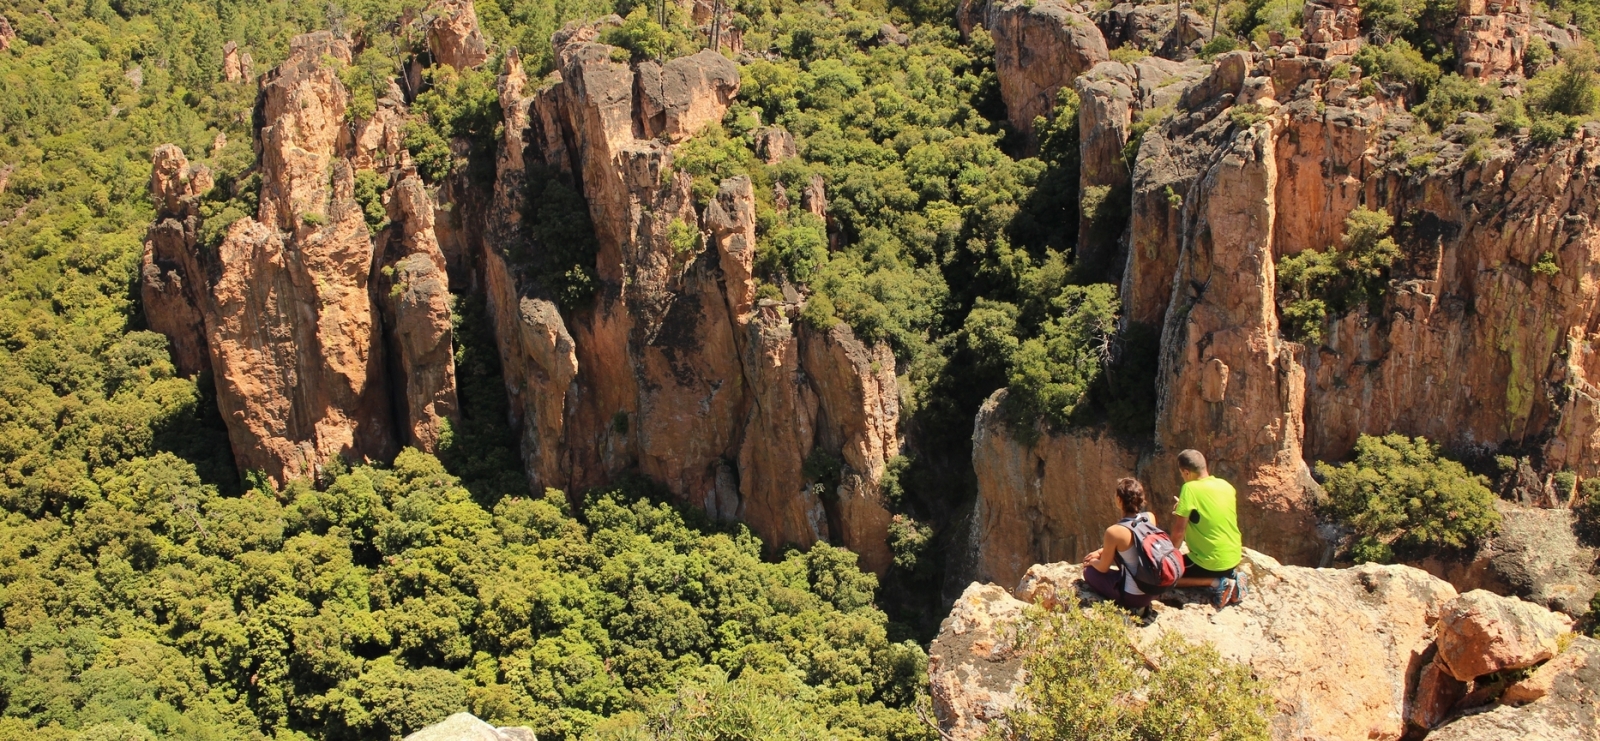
left=1082, top=564, right=1154, bottom=610
left=1183, top=555, right=1237, bottom=581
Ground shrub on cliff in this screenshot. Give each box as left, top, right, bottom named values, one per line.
left=1276, top=207, right=1401, bottom=343
left=1317, top=434, right=1500, bottom=563
left=1576, top=478, right=1600, bottom=547
left=994, top=601, right=1273, bottom=741
left=1352, top=40, right=1440, bottom=99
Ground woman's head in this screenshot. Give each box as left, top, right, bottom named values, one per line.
left=1115, top=478, right=1145, bottom=515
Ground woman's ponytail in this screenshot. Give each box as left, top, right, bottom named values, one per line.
left=1115, top=477, right=1145, bottom=515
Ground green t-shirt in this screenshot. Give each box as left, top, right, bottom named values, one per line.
left=1174, top=475, right=1243, bottom=571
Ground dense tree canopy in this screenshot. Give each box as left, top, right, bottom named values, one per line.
left=0, top=448, right=932, bottom=740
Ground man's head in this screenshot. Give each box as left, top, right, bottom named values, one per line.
left=1177, top=449, right=1208, bottom=481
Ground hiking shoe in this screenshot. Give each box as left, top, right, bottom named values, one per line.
left=1231, top=571, right=1249, bottom=605
left=1212, top=576, right=1239, bottom=608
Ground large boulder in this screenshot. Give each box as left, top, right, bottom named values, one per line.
left=405, top=713, right=536, bottom=741
left=636, top=50, right=741, bottom=142
left=1427, top=636, right=1600, bottom=741
left=1434, top=589, right=1575, bottom=681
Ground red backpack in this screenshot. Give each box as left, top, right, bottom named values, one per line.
left=1117, top=516, right=1185, bottom=594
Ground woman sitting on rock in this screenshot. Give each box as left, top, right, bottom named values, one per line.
left=1081, top=477, right=1158, bottom=612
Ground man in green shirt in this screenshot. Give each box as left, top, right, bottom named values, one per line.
left=1168, top=449, right=1247, bottom=607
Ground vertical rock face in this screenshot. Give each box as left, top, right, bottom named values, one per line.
left=0, top=15, right=14, bottom=52
left=969, top=390, right=1141, bottom=587
left=142, top=32, right=459, bottom=483
left=1153, top=116, right=1327, bottom=566
left=486, top=28, right=901, bottom=572
left=1076, top=56, right=1206, bottom=278
left=143, top=146, right=214, bottom=378
left=1455, top=0, right=1530, bottom=80
left=976, top=0, right=1109, bottom=147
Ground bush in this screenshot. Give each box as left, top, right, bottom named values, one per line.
left=995, top=601, right=1273, bottom=741
left=601, top=6, right=697, bottom=61
left=801, top=292, right=840, bottom=330
left=1276, top=207, right=1402, bottom=342
left=1229, top=103, right=1268, bottom=128
left=1318, top=434, right=1501, bottom=562
left=1244, top=0, right=1305, bottom=47
left=1358, top=0, right=1423, bottom=44
left=1200, top=35, right=1241, bottom=59
left=1413, top=74, right=1500, bottom=130
left=1528, top=49, right=1600, bottom=117
left=1352, top=40, right=1441, bottom=98
left=404, top=64, right=502, bottom=183
left=1576, top=478, right=1600, bottom=546
left=1529, top=114, right=1580, bottom=145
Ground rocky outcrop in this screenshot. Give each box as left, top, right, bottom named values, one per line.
left=1434, top=589, right=1575, bottom=681
left=936, top=549, right=1594, bottom=741
left=142, top=32, right=459, bottom=483
left=427, top=0, right=490, bottom=69
left=1096, top=3, right=1211, bottom=59
left=1301, top=0, right=1361, bottom=58
left=381, top=173, right=461, bottom=451
left=1428, top=635, right=1599, bottom=740
left=1455, top=0, right=1530, bottom=81
left=222, top=40, right=251, bottom=82
left=484, top=27, right=901, bottom=572
left=1417, top=501, right=1600, bottom=616
left=754, top=126, right=797, bottom=164
left=927, top=582, right=1028, bottom=741
left=636, top=50, right=741, bottom=142
left=0, top=15, right=14, bottom=52
left=404, top=713, right=535, bottom=741
left=935, top=551, right=1469, bottom=741
left=976, top=0, right=1109, bottom=147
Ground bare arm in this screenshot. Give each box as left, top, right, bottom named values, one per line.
left=1089, top=525, right=1127, bottom=573
left=1168, top=513, right=1189, bottom=550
